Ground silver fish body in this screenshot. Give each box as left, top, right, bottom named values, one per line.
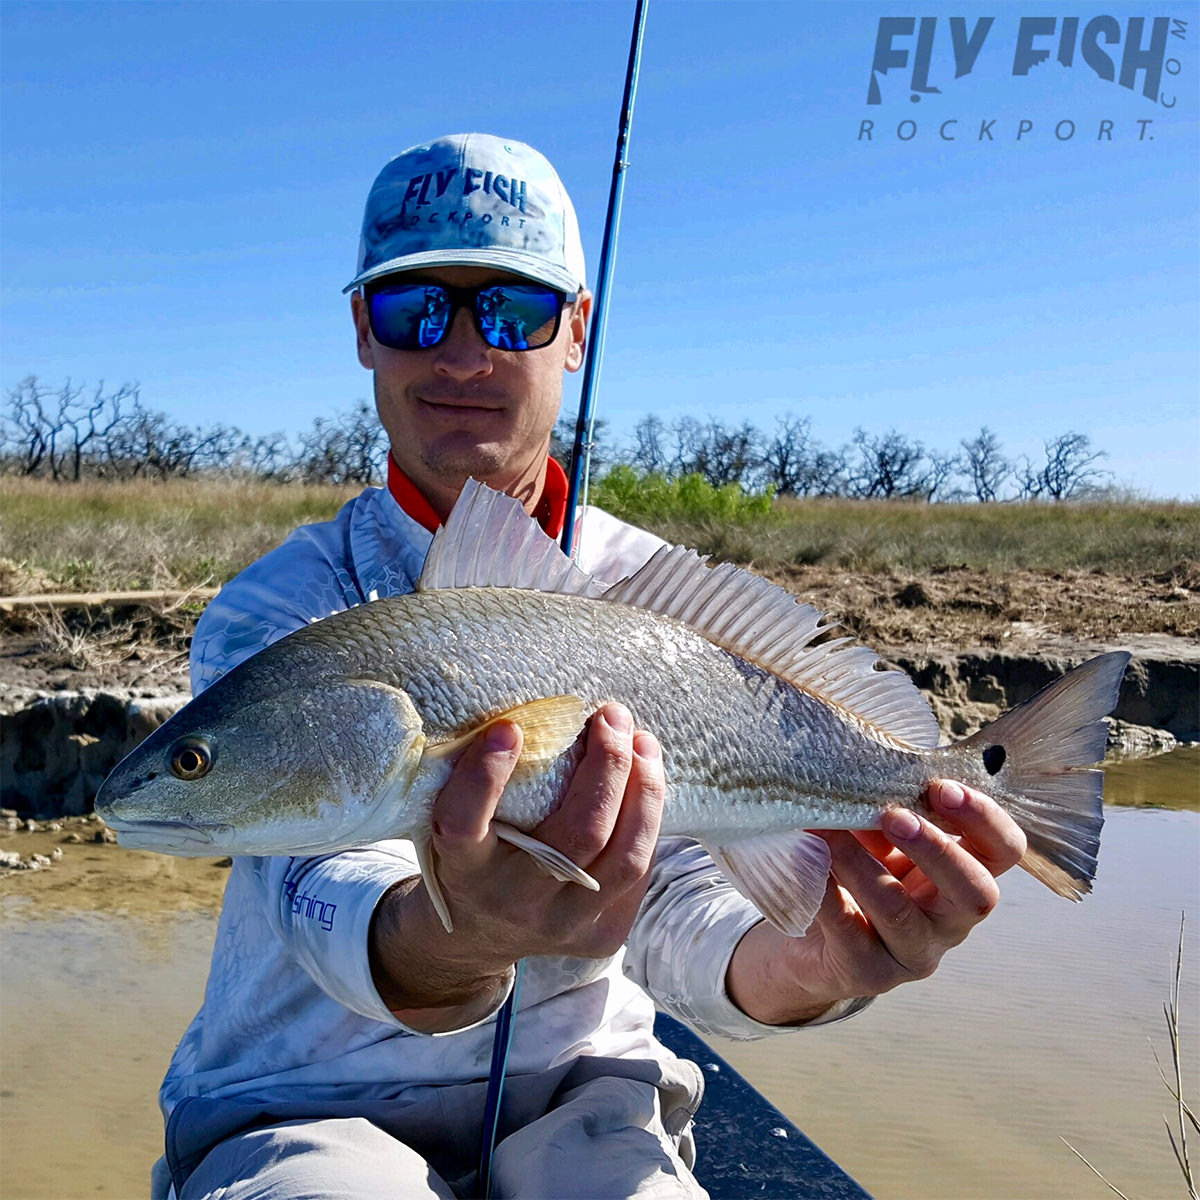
left=96, top=482, right=1130, bottom=935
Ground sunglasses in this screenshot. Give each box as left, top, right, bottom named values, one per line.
left=366, top=281, right=576, bottom=352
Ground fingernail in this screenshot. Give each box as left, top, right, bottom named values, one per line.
left=885, top=808, right=922, bottom=841
left=936, top=781, right=966, bottom=809
left=604, top=705, right=633, bottom=734
left=633, top=731, right=661, bottom=761
left=484, top=722, right=519, bottom=753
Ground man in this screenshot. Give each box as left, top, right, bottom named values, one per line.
left=154, top=134, right=1026, bottom=1199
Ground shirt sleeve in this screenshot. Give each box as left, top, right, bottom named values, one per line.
left=624, top=837, right=873, bottom=1041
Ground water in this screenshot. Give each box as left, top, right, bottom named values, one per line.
left=1, top=750, right=1197, bottom=1200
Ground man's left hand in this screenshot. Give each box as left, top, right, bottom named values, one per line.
left=725, top=780, right=1028, bottom=1026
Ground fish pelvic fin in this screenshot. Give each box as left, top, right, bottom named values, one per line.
left=415, top=835, right=454, bottom=933
left=702, top=829, right=832, bottom=938
left=493, top=821, right=600, bottom=891
left=958, top=650, right=1131, bottom=900
left=423, top=696, right=589, bottom=770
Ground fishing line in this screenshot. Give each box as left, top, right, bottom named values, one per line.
left=476, top=3, right=649, bottom=1195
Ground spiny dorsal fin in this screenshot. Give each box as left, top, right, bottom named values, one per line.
left=421, top=481, right=940, bottom=749
left=605, top=545, right=940, bottom=749
left=419, top=478, right=605, bottom=597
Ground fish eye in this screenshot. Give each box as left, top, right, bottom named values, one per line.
left=170, top=738, right=213, bottom=781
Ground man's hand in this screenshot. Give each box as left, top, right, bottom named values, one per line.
left=369, top=703, right=665, bottom=1032
left=726, top=781, right=1028, bottom=1026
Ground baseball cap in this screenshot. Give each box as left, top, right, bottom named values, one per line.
left=344, top=134, right=586, bottom=295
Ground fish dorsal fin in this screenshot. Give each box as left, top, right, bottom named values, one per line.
left=604, top=545, right=941, bottom=749
left=419, top=478, right=606, bottom=597
left=422, top=481, right=939, bottom=749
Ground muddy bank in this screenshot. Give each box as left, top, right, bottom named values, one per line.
left=2, top=637, right=1195, bottom=818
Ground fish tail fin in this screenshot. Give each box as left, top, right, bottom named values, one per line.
left=958, top=651, right=1130, bottom=900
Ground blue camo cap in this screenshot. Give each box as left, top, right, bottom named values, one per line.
left=344, top=134, right=586, bottom=295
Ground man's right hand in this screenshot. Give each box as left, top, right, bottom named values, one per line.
left=368, top=703, right=665, bottom=1033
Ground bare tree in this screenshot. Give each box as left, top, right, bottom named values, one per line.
left=295, top=400, right=389, bottom=486
left=847, top=428, right=939, bottom=499
left=959, top=426, right=1010, bottom=502
left=1, top=377, right=54, bottom=475
left=627, top=414, right=669, bottom=475
left=758, top=415, right=850, bottom=497
left=672, top=417, right=760, bottom=488
left=1, top=377, right=138, bottom=480
left=1016, top=431, right=1111, bottom=500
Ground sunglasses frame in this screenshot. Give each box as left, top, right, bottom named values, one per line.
left=365, top=280, right=578, bottom=353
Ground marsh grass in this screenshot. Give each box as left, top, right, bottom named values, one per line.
left=1, top=476, right=1197, bottom=593
left=0, top=477, right=356, bottom=593
left=614, top=495, right=1199, bottom=576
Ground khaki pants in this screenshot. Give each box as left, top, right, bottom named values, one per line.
left=155, top=1054, right=707, bottom=1200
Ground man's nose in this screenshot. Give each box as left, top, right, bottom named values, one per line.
left=430, top=307, right=493, bottom=379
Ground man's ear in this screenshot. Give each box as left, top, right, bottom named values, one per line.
left=564, top=291, right=592, bottom=373
left=352, top=292, right=375, bottom=369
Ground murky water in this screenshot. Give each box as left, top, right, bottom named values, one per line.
left=2, top=750, right=1197, bottom=1200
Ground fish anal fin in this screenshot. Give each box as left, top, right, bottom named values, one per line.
left=423, top=696, right=589, bottom=770
left=703, top=830, right=832, bottom=938
left=415, top=836, right=454, bottom=933
left=493, top=820, right=600, bottom=891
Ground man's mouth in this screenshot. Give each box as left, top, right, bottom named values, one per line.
left=418, top=396, right=505, bottom=416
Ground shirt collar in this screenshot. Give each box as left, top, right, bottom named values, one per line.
left=387, top=453, right=569, bottom=540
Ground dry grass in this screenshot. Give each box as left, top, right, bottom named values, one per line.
left=2, top=477, right=1197, bottom=594
left=0, top=476, right=357, bottom=593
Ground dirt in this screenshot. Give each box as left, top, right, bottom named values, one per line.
left=3, top=563, right=1197, bottom=697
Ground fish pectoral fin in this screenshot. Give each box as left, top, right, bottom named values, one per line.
left=702, top=830, right=832, bottom=939
left=415, top=836, right=455, bottom=933
left=423, top=696, right=589, bottom=770
left=493, top=821, right=600, bottom=892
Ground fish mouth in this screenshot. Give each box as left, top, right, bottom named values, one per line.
left=101, top=817, right=233, bottom=853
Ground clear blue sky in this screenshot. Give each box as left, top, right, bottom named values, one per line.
left=3, top=1, right=1197, bottom=497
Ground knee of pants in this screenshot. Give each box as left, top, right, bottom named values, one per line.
left=493, top=1077, right=706, bottom=1199
left=180, top=1117, right=456, bottom=1200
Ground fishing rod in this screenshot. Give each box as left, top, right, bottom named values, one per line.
left=561, top=0, right=648, bottom=559
left=476, top=3, right=649, bottom=1195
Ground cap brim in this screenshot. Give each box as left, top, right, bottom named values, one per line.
left=344, top=247, right=580, bottom=295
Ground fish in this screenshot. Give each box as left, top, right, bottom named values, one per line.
left=95, top=480, right=1131, bottom=937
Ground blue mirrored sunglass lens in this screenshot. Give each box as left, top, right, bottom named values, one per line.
left=370, top=287, right=450, bottom=349
left=477, top=286, right=561, bottom=350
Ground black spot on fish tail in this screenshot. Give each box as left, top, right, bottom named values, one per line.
left=982, top=744, right=1006, bottom=775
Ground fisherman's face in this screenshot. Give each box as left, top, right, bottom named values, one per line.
left=352, top=265, right=589, bottom=519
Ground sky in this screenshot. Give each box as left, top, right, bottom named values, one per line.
left=3, top=0, right=1197, bottom=498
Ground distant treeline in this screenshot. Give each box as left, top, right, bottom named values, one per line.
left=3, top=377, right=1114, bottom=502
